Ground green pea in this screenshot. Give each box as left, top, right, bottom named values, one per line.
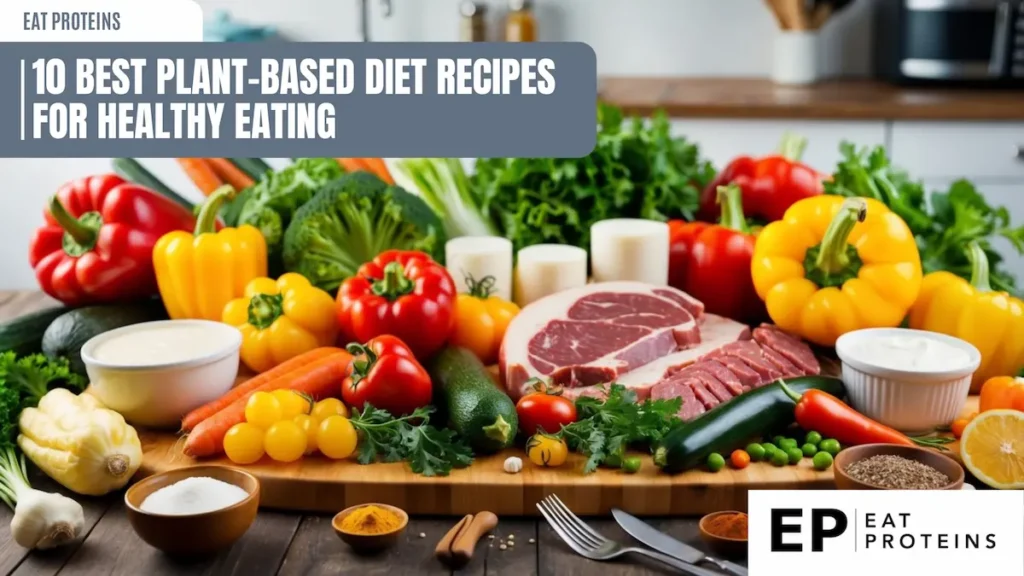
left=819, top=439, right=842, bottom=456
left=779, top=438, right=799, bottom=450
left=786, top=447, right=803, bottom=465
left=770, top=450, right=788, bottom=467
left=746, top=443, right=766, bottom=462
left=805, top=431, right=823, bottom=446
left=801, top=443, right=818, bottom=457
left=813, top=451, right=834, bottom=471
left=621, top=457, right=642, bottom=474
left=707, top=453, right=726, bottom=472
left=771, top=435, right=787, bottom=447
left=760, top=442, right=777, bottom=457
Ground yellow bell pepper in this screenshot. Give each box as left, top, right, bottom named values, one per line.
left=908, top=242, right=1024, bottom=392
left=222, top=273, right=339, bottom=373
left=751, top=196, right=922, bottom=347
left=153, top=186, right=267, bottom=321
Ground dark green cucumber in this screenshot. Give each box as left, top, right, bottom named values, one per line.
left=653, top=376, right=847, bottom=474
left=42, top=301, right=169, bottom=375
left=0, top=306, right=72, bottom=355
left=428, top=346, right=518, bottom=454
left=228, top=158, right=272, bottom=181
left=112, top=158, right=194, bottom=211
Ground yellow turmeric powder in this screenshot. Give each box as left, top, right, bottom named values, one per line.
left=340, top=505, right=401, bottom=535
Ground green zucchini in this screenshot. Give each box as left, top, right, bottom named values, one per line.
left=0, top=306, right=72, bottom=355
left=428, top=346, right=518, bottom=454
left=228, top=158, right=272, bottom=181
left=112, top=158, right=194, bottom=211
left=42, top=301, right=170, bottom=375
left=653, top=376, right=847, bottom=474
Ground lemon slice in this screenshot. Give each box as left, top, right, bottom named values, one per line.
left=960, top=409, right=1024, bottom=490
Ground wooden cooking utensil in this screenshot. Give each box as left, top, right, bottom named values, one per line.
left=764, top=0, right=788, bottom=29
left=450, top=511, right=499, bottom=567
left=435, top=514, right=474, bottom=568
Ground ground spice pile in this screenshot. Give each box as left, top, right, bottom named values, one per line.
left=845, top=455, right=950, bottom=489
left=340, top=505, right=402, bottom=535
left=704, top=512, right=748, bottom=540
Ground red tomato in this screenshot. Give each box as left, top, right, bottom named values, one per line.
left=516, top=391, right=577, bottom=436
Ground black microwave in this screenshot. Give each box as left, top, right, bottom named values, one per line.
left=875, top=0, right=1024, bottom=86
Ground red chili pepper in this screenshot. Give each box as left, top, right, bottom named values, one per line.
left=777, top=380, right=917, bottom=447
left=668, top=184, right=766, bottom=324
left=342, top=335, right=432, bottom=416
left=336, top=250, right=457, bottom=360
left=28, top=174, right=198, bottom=306
left=697, top=133, right=826, bottom=225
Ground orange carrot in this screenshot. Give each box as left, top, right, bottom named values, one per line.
left=180, top=347, right=343, bottom=431
left=185, top=350, right=353, bottom=458
left=177, top=158, right=224, bottom=196
left=336, top=158, right=369, bottom=174
left=207, top=158, right=255, bottom=191
left=358, top=158, right=395, bottom=184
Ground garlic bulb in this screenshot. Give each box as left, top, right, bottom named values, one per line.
left=10, top=489, right=84, bottom=549
left=503, top=456, right=523, bottom=474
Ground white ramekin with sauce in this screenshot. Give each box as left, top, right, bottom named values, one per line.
left=835, top=328, right=980, bottom=434
left=82, top=320, right=241, bottom=428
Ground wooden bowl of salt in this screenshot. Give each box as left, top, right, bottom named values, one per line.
left=332, top=503, right=408, bottom=553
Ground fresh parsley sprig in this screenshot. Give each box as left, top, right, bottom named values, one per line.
left=349, top=405, right=473, bottom=477
left=559, top=384, right=681, bottom=474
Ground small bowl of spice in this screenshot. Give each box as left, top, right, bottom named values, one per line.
left=699, top=511, right=748, bottom=558
left=834, top=444, right=964, bottom=490
left=125, top=466, right=260, bottom=557
left=332, top=503, right=409, bottom=553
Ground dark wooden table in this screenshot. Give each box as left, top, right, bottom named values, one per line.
left=0, top=291, right=738, bottom=576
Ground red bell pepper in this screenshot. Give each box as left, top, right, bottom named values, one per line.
left=697, top=133, right=825, bottom=224
left=28, top=174, right=198, bottom=306
left=336, top=250, right=457, bottom=359
left=342, top=335, right=432, bottom=416
left=668, top=184, right=765, bottom=324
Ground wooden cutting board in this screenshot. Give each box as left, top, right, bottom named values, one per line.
left=137, top=379, right=976, bottom=518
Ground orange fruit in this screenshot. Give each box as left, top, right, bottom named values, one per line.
left=960, top=409, right=1024, bottom=490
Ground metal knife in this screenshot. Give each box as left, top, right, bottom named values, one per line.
left=612, top=509, right=748, bottom=576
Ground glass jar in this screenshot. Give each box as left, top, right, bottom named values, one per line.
left=505, top=0, right=536, bottom=42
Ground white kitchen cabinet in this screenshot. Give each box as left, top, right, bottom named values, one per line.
left=670, top=119, right=887, bottom=174
left=891, top=122, right=1024, bottom=181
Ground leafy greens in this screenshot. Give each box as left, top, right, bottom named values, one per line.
left=559, top=384, right=682, bottom=474
left=349, top=404, right=473, bottom=477
left=470, top=103, right=715, bottom=254
left=826, top=143, right=1024, bottom=294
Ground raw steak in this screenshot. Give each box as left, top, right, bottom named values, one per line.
left=651, top=377, right=705, bottom=421
left=500, top=282, right=705, bottom=399
left=753, top=325, right=821, bottom=375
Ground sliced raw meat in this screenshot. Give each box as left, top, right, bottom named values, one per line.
left=715, top=356, right=762, bottom=390
left=651, top=378, right=705, bottom=421
left=698, top=359, right=746, bottom=396
left=703, top=340, right=782, bottom=381
left=759, top=344, right=803, bottom=378
left=683, top=376, right=721, bottom=410
left=753, top=325, right=821, bottom=375
left=501, top=282, right=705, bottom=399
left=675, top=365, right=734, bottom=403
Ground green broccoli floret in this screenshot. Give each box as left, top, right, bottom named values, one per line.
left=235, top=158, right=344, bottom=268
left=282, top=172, right=446, bottom=294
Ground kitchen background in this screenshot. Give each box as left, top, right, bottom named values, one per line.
left=2, top=0, right=1021, bottom=289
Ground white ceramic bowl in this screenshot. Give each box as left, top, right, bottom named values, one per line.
left=835, top=328, right=980, bottom=434
left=82, top=320, right=242, bottom=429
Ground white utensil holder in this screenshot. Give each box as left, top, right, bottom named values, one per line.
left=772, top=31, right=820, bottom=85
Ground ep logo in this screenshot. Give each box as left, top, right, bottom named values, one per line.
left=771, top=508, right=848, bottom=552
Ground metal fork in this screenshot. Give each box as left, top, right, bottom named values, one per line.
left=538, top=496, right=724, bottom=576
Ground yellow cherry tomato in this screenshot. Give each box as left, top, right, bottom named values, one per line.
left=526, top=433, right=568, bottom=468
left=449, top=279, right=520, bottom=364
left=293, top=414, right=320, bottom=454
left=245, top=391, right=283, bottom=429
left=318, top=415, right=358, bottom=459
left=264, top=420, right=307, bottom=463
left=273, top=389, right=311, bottom=419
left=223, top=422, right=266, bottom=464
left=311, top=397, right=348, bottom=421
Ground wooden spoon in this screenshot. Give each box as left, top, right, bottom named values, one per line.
left=765, top=0, right=789, bottom=29
left=450, top=511, right=499, bottom=567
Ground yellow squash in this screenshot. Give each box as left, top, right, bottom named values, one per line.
left=751, top=196, right=922, bottom=347
left=223, top=273, right=339, bottom=373
left=153, top=185, right=267, bottom=321
left=908, top=242, right=1024, bottom=392
left=18, top=389, right=142, bottom=496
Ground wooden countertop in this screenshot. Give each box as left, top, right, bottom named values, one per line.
left=599, top=77, right=1024, bottom=120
